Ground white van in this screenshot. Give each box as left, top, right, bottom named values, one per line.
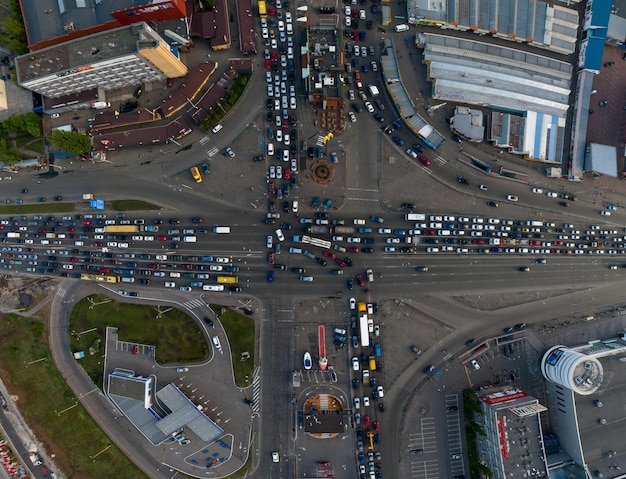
left=394, top=23, right=410, bottom=32
left=183, top=236, right=197, bottom=242
left=121, top=277, right=135, bottom=283
left=170, top=272, right=181, bottom=278
left=213, top=227, right=231, bottom=234
left=75, top=241, right=84, bottom=246
left=203, top=284, right=225, bottom=291
left=212, top=124, right=223, bottom=134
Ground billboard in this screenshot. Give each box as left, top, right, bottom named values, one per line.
left=111, top=0, right=186, bottom=25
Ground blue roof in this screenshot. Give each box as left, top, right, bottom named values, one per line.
left=584, top=36, right=606, bottom=71
left=591, top=0, right=612, bottom=27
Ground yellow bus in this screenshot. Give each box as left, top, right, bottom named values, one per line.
left=190, top=166, right=202, bottom=183
left=216, top=276, right=238, bottom=284
left=357, top=302, right=367, bottom=313
left=80, top=273, right=120, bottom=283
left=258, top=0, right=267, bottom=18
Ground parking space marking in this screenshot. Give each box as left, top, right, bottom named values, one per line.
left=347, top=197, right=379, bottom=202
left=410, top=458, right=439, bottom=479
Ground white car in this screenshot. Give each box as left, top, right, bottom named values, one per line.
left=364, top=102, right=374, bottom=113
left=352, top=357, right=360, bottom=370
left=276, top=165, right=282, bottom=179
left=344, top=5, right=351, bottom=14
left=209, top=265, right=223, bottom=271
left=600, top=211, right=611, bottom=216
left=378, top=228, right=391, bottom=234
left=272, top=452, right=280, bottom=463
left=546, top=191, right=557, bottom=198
left=349, top=297, right=356, bottom=309
left=285, top=12, right=292, bottom=22
left=275, top=229, right=285, bottom=242
left=131, top=235, right=144, bottom=241
left=262, top=27, right=269, bottom=39
left=164, top=281, right=176, bottom=288
left=290, top=158, right=297, bottom=172
left=363, top=396, right=370, bottom=407
left=278, top=20, right=285, bottom=32
left=276, top=129, right=282, bottom=142
left=345, top=16, right=351, bottom=27
left=359, top=9, right=366, bottom=19
left=377, top=386, right=384, bottom=397
left=282, top=149, right=289, bottom=162
left=348, top=111, right=356, bottom=123
left=354, top=397, right=361, bottom=409
left=290, top=97, right=296, bottom=109
left=506, top=195, right=518, bottom=202
left=215, top=257, right=230, bottom=263
left=363, top=369, right=370, bottom=379
left=266, top=235, right=273, bottom=248
left=269, top=166, right=276, bottom=179
left=470, top=359, right=480, bottom=370
left=531, top=187, right=543, bottom=193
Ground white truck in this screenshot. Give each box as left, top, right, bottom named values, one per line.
left=405, top=213, right=426, bottom=221
left=92, top=101, right=111, bottom=110
left=29, top=453, right=42, bottom=466
left=367, top=84, right=380, bottom=97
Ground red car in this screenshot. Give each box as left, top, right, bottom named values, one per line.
left=181, top=264, right=193, bottom=270
left=363, top=415, right=371, bottom=427
left=418, top=155, right=431, bottom=167
left=471, top=239, right=484, bottom=244
left=554, top=240, right=563, bottom=246
left=356, top=274, right=365, bottom=287
left=347, top=247, right=359, bottom=253
left=91, top=241, right=103, bottom=247
left=66, top=227, right=74, bottom=232
left=265, top=58, right=271, bottom=69
left=323, top=250, right=337, bottom=259
left=425, top=229, right=435, bottom=235
left=158, top=235, right=168, bottom=241
left=268, top=5, right=276, bottom=15
left=148, top=263, right=160, bottom=269
left=268, top=252, right=275, bottom=264
left=284, top=168, right=291, bottom=180
left=268, top=181, right=276, bottom=195
left=82, top=220, right=91, bottom=225
left=131, top=344, right=138, bottom=355
left=271, top=51, right=278, bottom=63
left=353, top=30, right=359, bottom=41
left=335, top=257, right=348, bottom=267
left=99, top=268, right=110, bottom=274
left=373, top=420, right=379, bottom=431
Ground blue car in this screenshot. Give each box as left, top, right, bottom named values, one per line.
left=392, top=135, right=404, bottom=146
left=202, top=163, right=210, bottom=175
left=322, top=199, right=333, bottom=210
left=267, top=271, right=275, bottom=283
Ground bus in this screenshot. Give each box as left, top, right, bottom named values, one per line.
left=216, top=276, right=238, bottom=284
left=258, top=0, right=267, bottom=17
left=300, top=235, right=332, bottom=250
left=80, top=273, right=120, bottom=283
left=359, top=313, right=369, bottom=347
left=104, top=225, right=139, bottom=233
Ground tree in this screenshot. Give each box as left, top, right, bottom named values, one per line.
left=1, top=112, right=42, bottom=138
left=48, top=130, right=92, bottom=156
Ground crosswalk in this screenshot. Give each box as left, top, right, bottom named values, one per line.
left=207, top=147, right=219, bottom=157
left=251, top=374, right=261, bottom=412
left=199, top=135, right=211, bottom=146
left=183, top=298, right=205, bottom=310
left=432, top=156, right=446, bottom=166
left=347, top=187, right=379, bottom=202
left=57, top=287, right=67, bottom=298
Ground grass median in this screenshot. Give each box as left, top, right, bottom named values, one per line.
left=211, top=305, right=255, bottom=388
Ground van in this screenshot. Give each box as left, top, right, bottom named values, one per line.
left=213, top=227, right=231, bottom=234
left=121, top=277, right=135, bottom=283
left=75, top=241, right=84, bottom=246
left=203, top=284, right=225, bottom=291
left=170, top=272, right=181, bottom=278
left=394, top=23, right=410, bottom=32
left=183, top=236, right=197, bottom=242
left=212, top=124, right=223, bottom=134
left=369, top=355, right=377, bottom=370
left=289, top=247, right=302, bottom=253
left=40, top=240, right=50, bottom=245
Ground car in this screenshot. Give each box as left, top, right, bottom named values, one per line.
left=546, top=191, right=557, bottom=197
left=363, top=101, right=374, bottom=113
left=559, top=201, right=569, bottom=207
left=349, top=297, right=356, bottom=309
left=457, top=177, right=469, bottom=185
left=352, top=357, right=360, bottom=370
left=363, top=396, right=370, bottom=407
left=487, top=201, right=499, bottom=207
left=354, top=397, right=361, bottom=409
left=519, top=266, right=530, bottom=272
left=531, top=187, right=543, bottom=193
left=348, top=111, right=357, bottom=122
left=506, top=195, right=518, bottom=202
left=272, top=452, right=280, bottom=462
left=470, top=359, right=480, bottom=370
left=600, top=210, right=611, bottom=216
left=418, top=155, right=430, bottom=167
left=452, top=134, right=463, bottom=143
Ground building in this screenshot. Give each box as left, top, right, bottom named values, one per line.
left=475, top=386, right=549, bottom=479
left=16, top=22, right=188, bottom=100
left=540, top=332, right=626, bottom=478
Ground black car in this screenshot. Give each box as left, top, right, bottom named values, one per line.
left=366, top=20, right=373, bottom=30
left=374, top=114, right=384, bottom=123
left=352, top=378, right=360, bottom=390
left=352, top=102, right=362, bottom=113
left=343, top=257, right=353, bottom=267
left=292, top=267, right=306, bottom=273
left=487, top=201, right=499, bottom=207
left=457, top=177, right=469, bottom=185
left=559, top=201, right=569, bottom=207
left=378, top=402, right=385, bottom=412
left=53, top=196, right=63, bottom=201
left=169, top=218, right=180, bottom=224
left=315, top=257, right=328, bottom=266
left=400, top=202, right=416, bottom=210
left=229, top=286, right=242, bottom=293
left=204, top=316, right=214, bottom=327
left=347, top=277, right=354, bottom=290
left=362, top=248, right=374, bottom=253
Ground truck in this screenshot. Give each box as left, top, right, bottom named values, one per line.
left=92, top=101, right=111, bottom=109
left=367, top=85, right=380, bottom=97
left=29, top=453, right=42, bottom=466
left=505, top=239, right=529, bottom=245
left=334, top=226, right=356, bottom=234
left=306, top=226, right=332, bottom=234
left=7, top=232, right=20, bottom=238
left=105, top=225, right=139, bottom=233
left=359, top=313, right=369, bottom=347
left=405, top=213, right=426, bottom=221
left=213, top=227, right=231, bottom=234
left=82, top=193, right=94, bottom=200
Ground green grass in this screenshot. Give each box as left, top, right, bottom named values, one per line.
left=211, top=305, right=255, bottom=387
left=108, top=200, right=161, bottom=211
left=0, top=198, right=161, bottom=216
left=0, top=314, right=146, bottom=479
left=26, top=138, right=45, bottom=154
left=69, top=295, right=209, bottom=388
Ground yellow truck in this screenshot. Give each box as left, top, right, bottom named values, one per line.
left=190, top=166, right=202, bottom=183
